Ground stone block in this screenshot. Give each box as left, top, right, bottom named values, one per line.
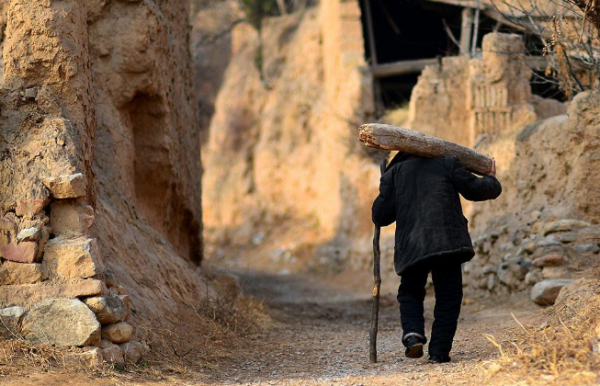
left=531, top=222, right=544, bottom=234
left=543, top=220, right=591, bottom=236
left=542, top=266, right=571, bottom=280
left=555, top=231, right=577, bottom=243
left=40, top=173, right=86, bottom=199
left=0, top=306, right=26, bottom=331
left=577, top=227, right=600, bottom=243
left=0, top=280, right=107, bottom=307
left=0, top=216, right=17, bottom=232
left=22, top=298, right=101, bottom=347
left=50, top=202, right=94, bottom=237
left=101, top=322, right=133, bottom=344
left=0, top=260, right=43, bottom=285
left=17, top=227, right=40, bottom=242
left=15, top=198, right=49, bottom=217
left=120, top=341, right=149, bottom=364
left=63, top=347, right=103, bottom=367
left=531, top=279, right=573, bottom=306
left=487, top=274, right=496, bottom=290
left=575, top=243, right=600, bottom=253
left=100, top=340, right=124, bottom=364
left=497, top=267, right=518, bottom=288
left=522, top=241, right=536, bottom=254
left=43, top=237, right=104, bottom=281
left=0, top=241, right=38, bottom=263
left=83, top=294, right=127, bottom=324
left=525, top=270, right=542, bottom=285
left=532, top=254, right=567, bottom=268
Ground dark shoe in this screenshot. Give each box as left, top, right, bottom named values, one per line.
left=428, top=354, right=451, bottom=363
left=404, top=337, right=424, bottom=358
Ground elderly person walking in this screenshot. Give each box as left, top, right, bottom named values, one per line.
left=372, top=152, right=501, bottom=363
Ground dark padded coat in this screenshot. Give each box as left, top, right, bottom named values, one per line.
left=372, top=153, right=502, bottom=275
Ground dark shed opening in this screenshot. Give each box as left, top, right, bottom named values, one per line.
left=359, top=0, right=463, bottom=107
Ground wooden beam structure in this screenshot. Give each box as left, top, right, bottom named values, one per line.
left=370, top=56, right=556, bottom=79
left=371, top=58, right=439, bottom=79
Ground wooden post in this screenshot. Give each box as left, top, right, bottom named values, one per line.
left=471, top=4, right=480, bottom=57
left=364, top=0, right=378, bottom=66
left=358, top=123, right=493, bottom=175
left=363, top=0, right=385, bottom=114
left=369, top=158, right=386, bottom=364
left=371, top=58, right=439, bottom=78
left=460, top=8, right=474, bottom=55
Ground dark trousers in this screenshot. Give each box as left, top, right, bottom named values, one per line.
left=397, top=257, right=463, bottom=356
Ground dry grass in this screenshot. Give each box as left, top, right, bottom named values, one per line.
left=128, top=274, right=271, bottom=378
left=196, top=289, right=268, bottom=337
left=483, top=279, right=600, bottom=385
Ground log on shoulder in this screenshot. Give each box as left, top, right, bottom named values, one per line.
left=358, top=123, right=493, bottom=175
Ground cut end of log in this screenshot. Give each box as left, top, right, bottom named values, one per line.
left=358, top=124, right=373, bottom=147
left=358, top=124, right=392, bottom=150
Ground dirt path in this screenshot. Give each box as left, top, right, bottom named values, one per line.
left=198, top=269, right=535, bottom=386
left=3, top=269, right=537, bottom=386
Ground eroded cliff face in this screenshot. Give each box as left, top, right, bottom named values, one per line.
left=203, top=2, right=380, bottom=271
left=0, top=0, right=210, bottom=354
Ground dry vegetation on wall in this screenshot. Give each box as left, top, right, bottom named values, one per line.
left=496, top=0, right=600, bottom=98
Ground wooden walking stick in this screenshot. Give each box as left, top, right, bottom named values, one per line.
left=369, top=158, right=387, bottom=364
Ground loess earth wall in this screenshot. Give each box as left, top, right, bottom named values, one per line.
left=0, top=0, right=211, bottom=357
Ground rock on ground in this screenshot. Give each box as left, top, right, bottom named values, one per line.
left=21, top=298, right=101, bottom=347
left=0, top=306, right=26, bottom=331
left=100, top=340, right=124, bottom=364
left=63, top=347, right=103, bottom=367
left=531, top=279, right=573, bottom=306
left=120, top=341, right=149, bottom=364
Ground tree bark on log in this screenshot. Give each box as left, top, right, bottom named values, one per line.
left=358, top=123, right=493, bottom=175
